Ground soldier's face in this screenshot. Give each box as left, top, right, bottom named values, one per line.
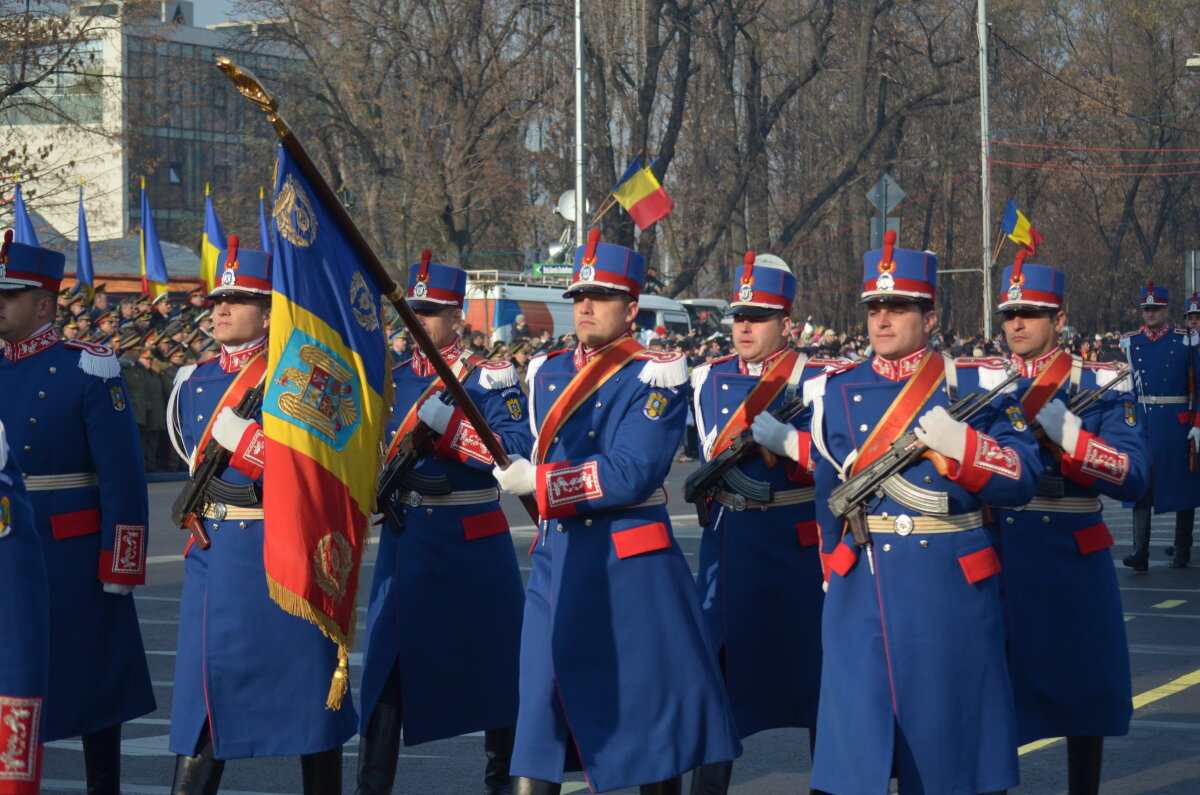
left=1142, top=305, right=1168, bottom=329
left=732, top=313, right=792, bottom=364
left=573, top=292, right=638, bottom=349
left=1001, top=308, right=1065, bottom=358
left=414, top=306, right=461, bottom=349
left=0, top=289, right=54, bottom=342
left=866, top=302, right=935, bottom=359
left=211, top=297, right=270, bottom=346
left=1187, top=313, right=1200, bottom=331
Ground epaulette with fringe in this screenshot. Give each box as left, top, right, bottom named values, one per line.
left=1082, top=361, right=1133, bottom=392
left=689, top=353, right=736, bottom=393
left=477, top=360, right=518, bottom=390
left=807, top=356, right=853, bottom=369
left=1119, top=330, right=1139, bottom=339
left=635, top=349, right=687, bottom=388
left=525, top=348, right=569, bottom=388
left=954, top=356, right=1014, bottom=392
left=62, top=339, right=120, bottom=379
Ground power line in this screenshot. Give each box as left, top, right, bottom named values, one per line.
left=991, top=140, right=1200, bottom=153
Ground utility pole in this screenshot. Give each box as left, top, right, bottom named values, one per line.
left=574, top=0, right=586, bottom=247
left=977, top=0, right=992, bottom=340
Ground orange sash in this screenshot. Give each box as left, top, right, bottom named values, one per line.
left=193, top=352, right=269, bottom=470
left=385, top=357, right=469, bottom=460
left=1020, top=350, right=1073, bottom=419
left=534, top=338, right=644, bottom=464
left=850, top=352, right=946, bottom=475
left=710, top=351, right=800, bottom=457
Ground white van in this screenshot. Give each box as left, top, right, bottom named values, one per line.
left=464, top=270, right=691, bottom=342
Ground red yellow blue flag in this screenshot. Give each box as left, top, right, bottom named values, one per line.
left=12, top=179, right=38, bottom=246
left=77, top=182, right=95, bottom=301
left=612, top=155, right=674, bottom=230
left=1000, top=198, right=1043, bottom=255
left=140, top=178, right=170, bottom=298
left=200, top=184, right=225, bottom=293
left=261, top=144, right=390, bottom=708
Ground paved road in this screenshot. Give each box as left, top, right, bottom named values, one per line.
left=41, top=463, right=1200, bottom=793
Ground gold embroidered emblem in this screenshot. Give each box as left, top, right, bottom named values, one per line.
left=276, top=344, right=359, bottom=443
left=1006, top=405, right=1027, bottom=432
left=314, top=532, right=354, bottom=599
left=643, top=391, right=668, bottom=420
left=0, top=496, right=10, bottom=538
left=350, top=271, right=380, bottom=332
left=273, top=174, right=317, bottom=248
left=506, top=396, right=522, bottom=420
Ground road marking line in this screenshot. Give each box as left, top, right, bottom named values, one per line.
left=1125, top=616, right=1135, bottom=622
left=1151, top=599, right=1187, bottom=609
left=1120, top=612, right=1199, bottom=620
left=1019, top=667, right=1200, bottom=756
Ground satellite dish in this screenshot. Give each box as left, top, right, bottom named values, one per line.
left=555, top=190, right=591, bottom=223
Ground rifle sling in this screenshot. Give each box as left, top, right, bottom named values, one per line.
left=192, top=352, right=269, bottom=473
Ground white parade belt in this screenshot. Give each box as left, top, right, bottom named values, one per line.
left=1012, top=496, right=1102, bottom=514
left=1138, top=395, right=1188, bottom=405
left=23, top=472, right=99, bottom=491
left=397, top=487, right=499, bottom=508
left=715, top=487, right=815, bottom=512
left=867, top=511, right=982, bottom=535
left=201, top=505, right=264, bottom=520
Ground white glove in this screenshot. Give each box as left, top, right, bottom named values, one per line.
left=493, top=456, right=536, bottom=496
left=417, top=395, right=454, bottom=435
left=212, top=407, right=254, bottom=453
left=1189, top=426, right=1200, bottom=452
left=913, top=405, right=968, bottom=463
left=102, top=582, right=135, bottom=596
left=1036, top=399, right=1081, bottom=453
left=751, top=412, right=800, bottom=462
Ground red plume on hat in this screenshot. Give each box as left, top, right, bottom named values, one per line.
left=741, top=251, right=755, bottom=285
left=225, top=234, right=240, bottom=269
left=417, top=248, right=432, bottom=282
left=582, top=228, right=601, bottom=265
left=1011, top=248, right=1029, bottom=285
left=878, top=229, right=897, bottom=273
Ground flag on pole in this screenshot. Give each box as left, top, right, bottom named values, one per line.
left=77, top=182, right=95, bottom=302
left=999, top=198, right=1043, bottom=255
left=611, top=155, right=674, bottom=230
left=259, top=186, right=273, bottom=256
left=260, top=144, right=390, bottom=708
left=12, top=179, right=38, bottom=246
left=200, top=184, right=225, bottom=293
left=140, top=178, right=170, bottom=298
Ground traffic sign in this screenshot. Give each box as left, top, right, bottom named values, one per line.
left=866, top=174, right=905, bottom=215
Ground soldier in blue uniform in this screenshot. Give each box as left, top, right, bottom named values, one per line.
left=0, top=421, right=51, bottom=795
left=1120, top=282, right=1200, bottom=570
left=356, top=254, right=528, bottom=794
left=166, top=238, right=354, bottom=793
left=0, top=230, right=155, bottom=794
left=756, top=231, right=1040, bottom=794
left=493, top=231, right=741, bottom=794
left=994, top=258, right=1147, bottom=793
left=688, top=253, right=827, bottom=794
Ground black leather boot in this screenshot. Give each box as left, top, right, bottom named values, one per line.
left=484, top=727, right=516, bottom=794
left=301, top=746, right=344, bottom=795
left=641, top=777, right=683, bottom=795
left=689, top=761, right=733, bottom=795
left=1066, top=735, right=1103, bottom=795
left=512, top=777, right=562, bottom=795
left=170, top=724, right=225, bottom=795
left=82, top=724, right=122, bottom=795
left=355, top=703, right=402, bottom=795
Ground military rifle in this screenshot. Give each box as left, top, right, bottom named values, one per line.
left=376, top=391, right=455, bottom=532
left=682, top=395, right=806, bottom=526
left=171, top=384, right=266, bottom=549
left=826, top=368, right=1021, bottom=573
left=1030, top=365, right=1131, bottom=457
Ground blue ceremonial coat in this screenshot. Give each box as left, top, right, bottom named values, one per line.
left=691, top=353, right=825, bottom=738
left=0, top=434, right=50, bottom=793
left=807, top=354, right=1040, bottom=795
left=995, top=355, right=1145, bottom=744
left=512, top=345, right=741, bottom=792
left=1120, top=327, right=1200, bottom=512
left=0, top=333, right=155, bottom=741
left=358, top=353, right=527, bottom=745
left=168, top=356, right=357, bottom=759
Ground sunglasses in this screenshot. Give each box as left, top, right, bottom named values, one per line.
left=999, top=309, right=1055, bottom=321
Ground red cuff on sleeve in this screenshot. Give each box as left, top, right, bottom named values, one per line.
left=536, top=460, right=601, bottom=519
left=229, top=424, right=265, bottom=481
left=433, top=408, right=495, bottom=466
left=950, top=427, right=1022, bottom=492
left=1060, top=428, right=1129, bottom=487
left=827, top=542, right=859, bottom=577
left=785, top=431, right=816, bottom=483
left=796, top=520, right=820, bottom=547
left=0, top=695, right=42, bottom=792
left=99, top=523, right=146, bottom=585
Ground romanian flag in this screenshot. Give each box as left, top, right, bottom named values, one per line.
left=1000, top=198, right=1043, bottom=255
left=259, top=186, right=273, bottom=256
left=140, top=178, right=170, bottom=298
left=261, top=144, right=390, bottom=708
left=200, top=184, right=225, bottom=293
left=612, top=155, right=674, bottom=230
left=76, top=183, right=95, bottom=301
left=12, top=179, right=38, bottom=246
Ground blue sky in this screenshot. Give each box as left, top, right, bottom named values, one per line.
left=193, top=0, right=239, bottom=27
